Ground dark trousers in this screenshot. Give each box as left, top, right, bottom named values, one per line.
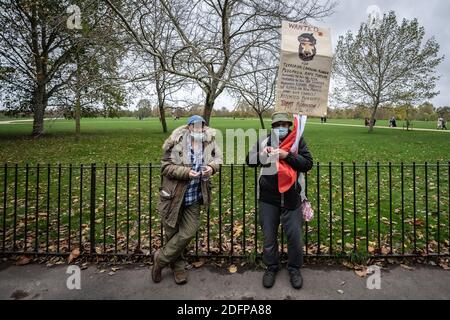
left=259, top=200, right=303, bottom=271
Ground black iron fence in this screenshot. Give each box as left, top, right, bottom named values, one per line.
left=0, top=162, right=449, bottom=259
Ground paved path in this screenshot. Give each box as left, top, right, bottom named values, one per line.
left=0, top=120, right=32, bottom=124
left=0, top=118, right=58, bottom=125
left=308, top=122, right=450, bottom=133
left=1, top=263, right=449, bottom=300
left=1, top=119, right=448, bottom=133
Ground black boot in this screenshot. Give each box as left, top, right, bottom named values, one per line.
left=262, top=267, right=278, bottom=288
left=288, top=268, right=303, bottom=289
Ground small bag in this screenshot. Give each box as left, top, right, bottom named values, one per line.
left=300, top=197, right=314, bottom=222
left=299, top=172, right=314, bottom=222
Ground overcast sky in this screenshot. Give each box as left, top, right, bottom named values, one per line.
left=212, top=0, right=450, bottom=110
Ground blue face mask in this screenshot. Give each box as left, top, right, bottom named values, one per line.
left=274, top=127, right=289, bottom=139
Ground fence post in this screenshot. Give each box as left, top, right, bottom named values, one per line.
left=90, top=163, right=96, bottom=254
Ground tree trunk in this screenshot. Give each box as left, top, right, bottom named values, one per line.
left=154, top=69, right=168, bottom=133
left=257, top=112, right=265, bottom=129
left=368, top=103, right=379, bottom=133
left=203, top=94, right=215, bottom=125
left=74, top=94, right=81, bottom=141
left=75, top=51, right=81, bottom=141
left=31, top=84, right=46, bottom=138
left=158, top=102, right=167, bottom=133
left=31, top=3, right=45, bottom=138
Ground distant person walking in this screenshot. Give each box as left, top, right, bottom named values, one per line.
left=389, top=116, right=397, bottom=128
left=437, top=117, right=447, bottom=130
left=437, top=117, right=442, bottom=129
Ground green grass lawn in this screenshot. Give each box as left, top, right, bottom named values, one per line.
left=0, top=117, right=449, bottom=259
left=307, top=117, right=443, bottom=130
left=0, top=116, right=449, bottom=164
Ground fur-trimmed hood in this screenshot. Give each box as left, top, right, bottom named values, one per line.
left=162, top=125, right=217, bottom=151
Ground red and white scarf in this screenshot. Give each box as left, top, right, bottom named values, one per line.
left=276, top=114, right=308, bottom=193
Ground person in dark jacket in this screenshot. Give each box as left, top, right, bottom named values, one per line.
left=246, top=112, right=313, bottom=289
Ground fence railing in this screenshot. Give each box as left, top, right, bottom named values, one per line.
left=0, top=162, right=449, bottom=259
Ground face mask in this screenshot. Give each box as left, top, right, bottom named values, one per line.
left=274, top=127, right=289, bottom=139
left=190, top=132, right=204, bottom=140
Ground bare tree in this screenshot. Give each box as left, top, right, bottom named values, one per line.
left=148, top=7, right=186, bottom=133
left=333, top=11, right=444, bottom=132
left=108, top=0, right=189, bottom=132
left=0, top=0, right=127, bottom=138
left=231, top=48, right=277, bottom=128
left=104, top=0, right=336, bottom=124
left=52, top=1, right=129, bottom=140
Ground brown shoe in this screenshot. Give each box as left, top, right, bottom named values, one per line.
left=173, top=269, right=188, bottom=285
left=151, top=249, right=164, bottom=283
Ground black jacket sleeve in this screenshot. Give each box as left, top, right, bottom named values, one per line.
left=283, top=138, right=314, bottom=172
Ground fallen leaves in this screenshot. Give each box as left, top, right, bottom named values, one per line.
left=233, top=224, right=244, bottom=238
left=439, top=263, right=450, bottom=270
left=228, top=264, right=237, bottom=273
left=192, top=258, right=206, bottom=268
left=15, top=256, right=30, bottom=266
left=354, top=268, right=368, bottom=278
left=68, top=248, right=80, bottom=264
left=341, top=261, right=353, bottom=269
left=400, top=264, right=414, bottom=270
left=381, top=246, right=390, bottom=255
left=345, top=243, right=354, bottom=250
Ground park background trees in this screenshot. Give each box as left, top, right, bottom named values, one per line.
left=332, top=11, right=444, bottom=132
left=0, top=2, right=448, bottom=136
left=104, top=0, right=336, bottom=125
left=0, top=0, right=127, bottom=138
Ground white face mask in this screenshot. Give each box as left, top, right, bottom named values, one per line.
left=190, top=132, right=204, bottom=140
left=273, top=127, right=289, bottom=139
